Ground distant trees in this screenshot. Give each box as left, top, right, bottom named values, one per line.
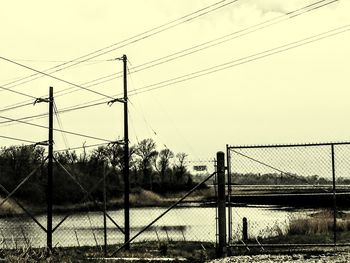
left=0, top=138, right=194, bottom=205
left=231, top=172, right=337, bottom=185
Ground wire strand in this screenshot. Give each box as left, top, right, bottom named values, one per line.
left=0, top=0, right=238, bottom=92
left=0, top=115, right=113, bottom=142
left=0, top=0, right=337, bottom=111
left=0, top=135, right=38, bottom=145
left=0, top=56, right=116, bottom=100
left=1, top=24, right=348, bottom=129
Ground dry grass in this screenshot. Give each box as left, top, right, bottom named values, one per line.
left=129, top=190, right=164, bottom=206
left=0, top=197, right=22, bottom=215
left=288, top=210, right=350, bottom=235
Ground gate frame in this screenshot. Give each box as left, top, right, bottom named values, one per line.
left=226, top=141, right=350, bottom=251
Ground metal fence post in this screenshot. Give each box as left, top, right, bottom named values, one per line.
left=103, top=162, right=107, bottom=256
left=331, top=144, right=337, bottom=246
left=226, top=145, right=232, bottom=244
left=217, top=151, right=226, bottom=257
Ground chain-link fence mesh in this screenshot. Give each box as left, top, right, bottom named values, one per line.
left=0, top=157, right=47, bottom=249
left=227, top=143, right=350, bottom=247
left=124, top=158, right=218, bottom=248
left=0, top=155, right=218, bottom=252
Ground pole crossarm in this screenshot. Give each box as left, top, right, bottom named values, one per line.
left=35, top=140, right=50, bottom=146
left=107, top=98, right=126, bottom=106
left=0, top=156, right=48, bottom=209
left=33, top=97, right=50, bottom=105
left=108, top=140, right=125, bottom=146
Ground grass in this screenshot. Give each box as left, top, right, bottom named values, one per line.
left=230, top=209, right=350, bottom=254
left=0, top=197, right=22, bottom=216
left=254, top=209, right=350, bottom=245
left=0, top=241, right=217, bottom=262
left=288, top=210, right=350, bottom=235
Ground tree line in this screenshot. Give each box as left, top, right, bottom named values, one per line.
left=231, top=172, right=350, bottom=185
left=0, top=138, right=194, bottom=205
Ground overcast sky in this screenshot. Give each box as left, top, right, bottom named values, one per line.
left=0, top=0, right=349, bottom=162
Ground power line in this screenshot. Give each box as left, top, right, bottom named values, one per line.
left=0, top=100, right=111, bottom=127
left=54, top=101, right=70, bottom=149
left=0, top=115, right=113, bottom=142
left=9, top=58, right=110, bottom=63
left=1, top=23, right=348, bottom=129
left=54, top=142, right=111, bottom=153
left=126, top=0, right=338, bottom=75
left=0, top=56, right=116, bottom=100
left=0, top=85, right=37, bottom=99
left=0, top=0, right=238, bottom=93
left=0, top=135, right=38, bottom=145
left=0, top=0, right=336, bottom=111
left=0, top=102, right=34, bottom=114
left=128, top=24, right=350, bottom=96
left=0, top=71, right=122, bottom=113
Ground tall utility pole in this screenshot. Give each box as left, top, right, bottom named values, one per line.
left=47, top=86, right=53, bottom=251
left=122, top=54, right=130, bottom=250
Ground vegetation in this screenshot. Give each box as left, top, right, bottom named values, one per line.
left=0, top=138, right=196, bottom=207
left=285, top=210, right=350, bottom=238
left=248, top=209, right=350, bottom=246
left=0, top=241, right=216, bottom=262
left=231, top=172, right=349, bottom=185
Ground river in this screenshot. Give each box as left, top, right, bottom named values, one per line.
left=0, top=205, right=311, bottom=249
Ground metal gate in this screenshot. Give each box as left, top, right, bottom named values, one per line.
left=226, top=142, right=350, bottom=250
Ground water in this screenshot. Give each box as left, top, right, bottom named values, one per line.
left=0, top=206, right=308, bottom=249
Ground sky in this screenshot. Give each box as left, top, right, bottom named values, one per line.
left=0, top=0, right=350, bottom=164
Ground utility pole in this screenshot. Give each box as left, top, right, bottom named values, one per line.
left=123, top=54, right=130, bottom=250
left=47, top=86, right=53, bottom=251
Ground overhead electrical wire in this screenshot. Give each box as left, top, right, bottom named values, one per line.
left=0, top=23, right=348, bottom=129
left=54, top=101, right=70, bottom=149
left=46, top=0, right=337, bottom=101
left=0, top=102, right=35, bottom=114
left=0, top=0, right=338, bottom=113
left=126, top=0, right=338, bottom=76
left=0, top=135, right=38, bottom=145
left=54, top=142, right=112, bottom=153
left=0, top=0, right=337, bottom=111
left=9, top=59, right=110, bottom=63
left=0, top=0, right=239, bottom=93
left=128, top=24, right=350, bottom=96
left=0, top=100, right=109, bottom=127
left=0, top=85, right=37, bottom=99
left=0, top=56, right=116, bottom=100
left=0, top=115, right=113, bottom=142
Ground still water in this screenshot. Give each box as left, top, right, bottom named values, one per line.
left=0, top=206, right=308, bottom=249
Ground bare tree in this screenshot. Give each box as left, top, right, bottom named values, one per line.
left=135, top=138, right=158, bottom=190
left=174, top=152, right=188, bottom=183
left=156, top=148, right=174, bottom=184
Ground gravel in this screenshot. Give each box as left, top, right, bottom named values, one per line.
left=209, top=253, right=350, bottom=263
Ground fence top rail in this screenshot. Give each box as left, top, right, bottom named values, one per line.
left=227, top=141, right=350, bottom=149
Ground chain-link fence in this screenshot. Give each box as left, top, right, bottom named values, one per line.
left=0, top=155, right=219, bottom=254
left=119, top=158, right=218, bottom=250
left=0, top=155, right=47, bottom=249
left=227, top=142, right=350, bottom=249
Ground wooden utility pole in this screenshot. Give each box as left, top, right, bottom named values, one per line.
left=122, top=54, right=130, bottom=250
left=47, top=86, right=53, bottom=251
